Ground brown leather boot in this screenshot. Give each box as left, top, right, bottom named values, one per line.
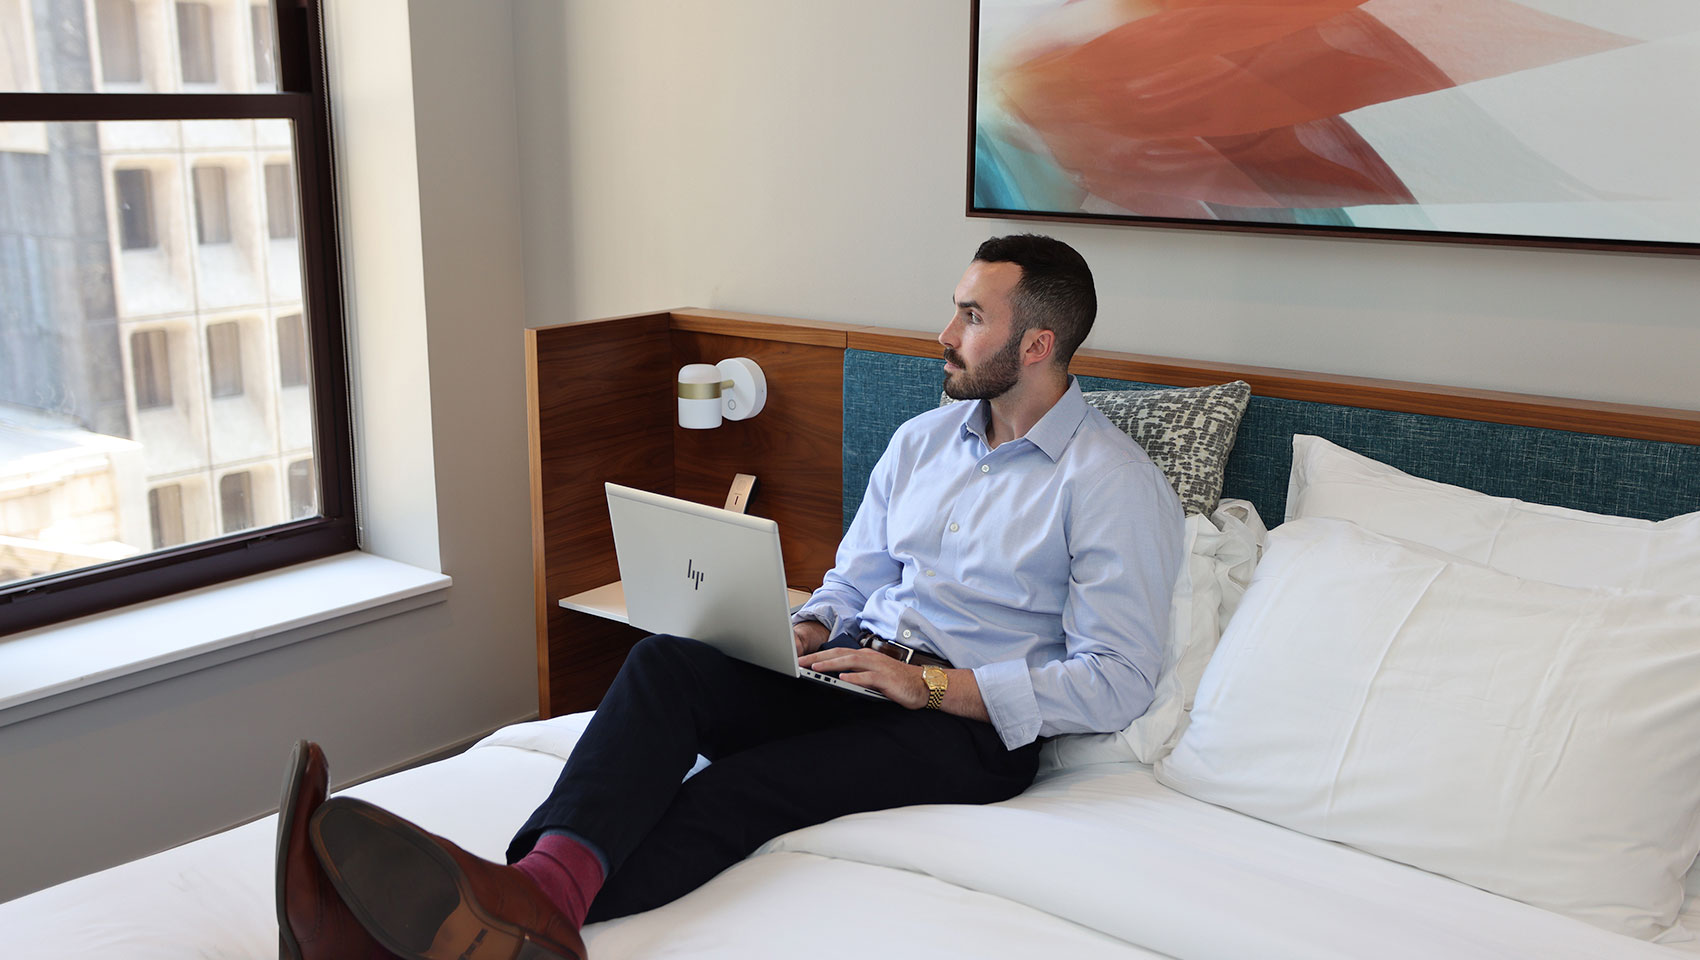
left=277, top=740, right=401, bottom=960
left=310, top=796, right=587, bottom=960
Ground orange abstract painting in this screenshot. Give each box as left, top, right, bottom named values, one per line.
left=971, top=0, right=1700, bottom=247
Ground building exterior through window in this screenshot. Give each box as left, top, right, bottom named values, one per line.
left=0, top=0, right=344, bottom=622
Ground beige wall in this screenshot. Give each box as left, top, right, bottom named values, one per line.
left=513, top=0, right=1700, bottom=412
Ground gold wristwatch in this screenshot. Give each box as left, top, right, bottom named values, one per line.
left=921, top=665, right=948, bottom=710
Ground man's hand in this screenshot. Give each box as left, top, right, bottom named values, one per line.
left=797, top=648, right=928, bottom=709
left=792, top=619, right=830, bottom=657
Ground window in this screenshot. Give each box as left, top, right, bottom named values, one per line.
left=219, top=471, right=253, bottom=533
left=115, top=168, right=157, bottom=250
left=176, top=2, right=216, bottom=85
left=276, top=312, right=306, bottom=387
left=287, top=458, right=315, bottom=519
left=148, top=485, right=185, bottom=548
left=95, top=0, right=143, bottom=84
left=192, top=165, right=231, bottom=244
left=1, top=0, right=356, bottom=634
left=206, top=321, right=243, bottom=397
left=250, top=5, right=275, bottom=86
left=264, top=162, right=295, bottom=239
left=131, top=329, right=173, bottom=409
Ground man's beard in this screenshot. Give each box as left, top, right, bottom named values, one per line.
left=943, top=329, right=1023, bottom=401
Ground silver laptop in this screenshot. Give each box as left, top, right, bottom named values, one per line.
left=605, top=483, right=888, bottom=701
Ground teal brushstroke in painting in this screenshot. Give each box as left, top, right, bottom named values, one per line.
left=974, top=125, right=1079, bottom=211
left=1293, top=208, right=1356, bottom=227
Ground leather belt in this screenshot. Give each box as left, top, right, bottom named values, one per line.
left=858, top=632, right=952, bottom=670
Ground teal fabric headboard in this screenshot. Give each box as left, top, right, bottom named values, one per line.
left=841, top=349, right=1700, bottom=531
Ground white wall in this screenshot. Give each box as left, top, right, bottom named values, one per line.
left=513, top=0, right=1700, bottom=412
left=0, top=0, right=538, bottom=902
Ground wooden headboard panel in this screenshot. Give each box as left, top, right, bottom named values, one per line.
left=526, top=309, right=1700, bottom=719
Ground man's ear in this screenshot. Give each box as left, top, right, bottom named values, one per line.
left=1021, top=327, right=1057, bottom=368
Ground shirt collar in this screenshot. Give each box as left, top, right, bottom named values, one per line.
left=957, top=377, right=1087, bottom=463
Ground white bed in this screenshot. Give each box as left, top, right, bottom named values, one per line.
left=3, top=707, right=1696, bottom=959
left=9, top=390, right=1700, bottom=960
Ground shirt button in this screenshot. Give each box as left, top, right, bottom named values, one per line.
left=925, top=569, right=936, bottom=577
left=949, top=522, right=959, bottom=532
left=902, top=629, right=913, bottom=639
left=980, top=464, right=990, bottom=473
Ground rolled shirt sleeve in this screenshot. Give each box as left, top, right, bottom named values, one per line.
left=975, top=461, right=1184, bottom=749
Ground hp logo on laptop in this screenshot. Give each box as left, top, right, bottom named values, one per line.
left=686, top=559, right=705, bottom=590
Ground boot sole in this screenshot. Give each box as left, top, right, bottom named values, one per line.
left=275, top=739, right=310, bottom=960
left=310, top=798, right=577, bottom=960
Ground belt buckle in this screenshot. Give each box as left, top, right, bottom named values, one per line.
left=886, top=639, right=916, bottom=663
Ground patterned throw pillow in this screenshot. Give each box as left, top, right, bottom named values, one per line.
left=943, top=380, right=1252, bottom=515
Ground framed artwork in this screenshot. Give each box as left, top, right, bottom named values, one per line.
left=968, top=1, right=1700, bottom=253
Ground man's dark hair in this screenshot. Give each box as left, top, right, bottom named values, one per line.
left=973, top=234, right=1096, bottom=366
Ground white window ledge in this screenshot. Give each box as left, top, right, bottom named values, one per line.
left=0, top=552, right=450, bottom=728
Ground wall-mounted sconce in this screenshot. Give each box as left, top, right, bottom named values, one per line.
left=677, top=358, right=767, bottom=429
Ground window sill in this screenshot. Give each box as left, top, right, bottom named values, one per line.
left=0, top=552, right=451, bottom=729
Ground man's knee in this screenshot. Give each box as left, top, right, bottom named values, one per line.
left=624, top=633, right=716, bottom=674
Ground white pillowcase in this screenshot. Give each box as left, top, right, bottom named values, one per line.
left=1040, top=498, right=1265, bottom=772
left=1285, top=434, right=1700, bottom=593
left=1155, top=517, right=1700, bottom=940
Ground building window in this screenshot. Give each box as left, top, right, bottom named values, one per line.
left=192, top=165, right=231, bottom=244
left=264, top=162, right=296, bottom=239
left=287, top=458, right=315, bottom=519
left=250, top=4, right=275, bottom=86
left=115, top=168, right=157, bottom=250
left=206, top=321, right=244, bottom=397
left=219, top=471, right=253, bottom=533
left=130, top=329, right=173, bottom=409
left=276, top=312, right=306, bottom=387
left=148, top=485, right=186, bottom=549
left=1, top=0, right=355, bottom=635
left=176, top=1, right=217, bottom=85
left=95, top=0, right=143, bottom=83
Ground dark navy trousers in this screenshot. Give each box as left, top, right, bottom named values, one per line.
left=506, top=634, right=1041, bottom=921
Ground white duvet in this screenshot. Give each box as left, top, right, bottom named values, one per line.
left=4, top=712, right=1694, bottom=959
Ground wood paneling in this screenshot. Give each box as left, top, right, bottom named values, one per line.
left=846, top=327, right=1700, bottom=445
left=527, top=314, right=673, bottom=717
left=669, top=308, right=857, bottom=347
left=669, top=329, right=844, bottom=589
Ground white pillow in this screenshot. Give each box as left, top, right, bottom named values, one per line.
left=1155, top=517, right=1700, bottom=940
left=1040, top=498, right=1265, bottom=772
left=1285, top=434, right=1700, bottom=593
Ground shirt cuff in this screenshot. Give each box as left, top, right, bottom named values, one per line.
left=973, top=659, right=1042, bottom=750
left=791, top=604, right=858, bottom=645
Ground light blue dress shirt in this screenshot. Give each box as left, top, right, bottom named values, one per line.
left=795, top=378, right=1184, bottom=749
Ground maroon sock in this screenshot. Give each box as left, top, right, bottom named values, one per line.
left=512, top=833, right=605, bottom=929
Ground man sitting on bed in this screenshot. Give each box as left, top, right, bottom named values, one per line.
left=281, top=234, right=1185, bottom=960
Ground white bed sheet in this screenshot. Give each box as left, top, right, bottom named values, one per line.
left=0, top=714, right=1163, bottom=960
left=3, top=712, right=1696, bottom=959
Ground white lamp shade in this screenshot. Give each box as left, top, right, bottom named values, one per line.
left=677, top=358, right=767, bottom=429
left=677, top=363, right=723, bottom=429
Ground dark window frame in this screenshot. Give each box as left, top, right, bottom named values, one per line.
left=0, top=0, right=358, bottom=636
